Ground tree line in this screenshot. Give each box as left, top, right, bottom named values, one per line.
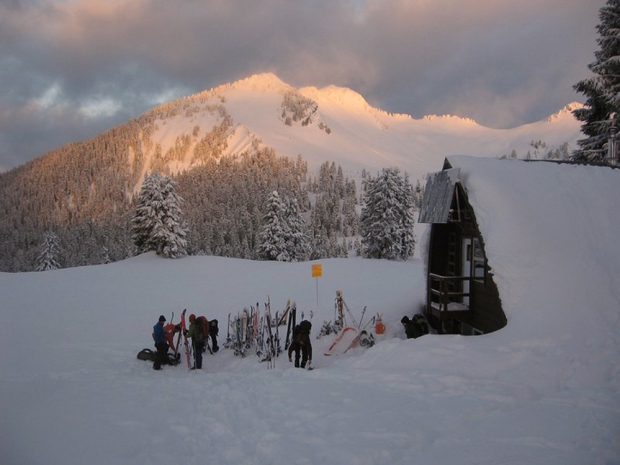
left=3, top=141, right=419, bottom=271
left=127, top=163, right=416, bottom=265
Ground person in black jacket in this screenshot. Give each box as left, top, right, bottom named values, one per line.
left=208, top=319, right=219, bottom=353
left=401, top=314, right=429, bottom=339
left=152, top=315, right=168, bottom=370
left=288, top=320, right=312, bottom=368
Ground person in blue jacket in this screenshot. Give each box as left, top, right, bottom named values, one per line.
left=152, top=315, right=168, bottom=370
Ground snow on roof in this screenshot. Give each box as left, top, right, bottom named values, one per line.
left=446, top=156, right=620, bottom=360
left=418, top=167, right=461, bottom=223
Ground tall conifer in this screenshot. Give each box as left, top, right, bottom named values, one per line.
left=360, top=168, right=415, bottom=260
left=573, top=0, right=620, bottom=161
left=131, top=173, right=188, bottom=258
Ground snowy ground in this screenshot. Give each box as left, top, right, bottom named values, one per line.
left=2, top=157, right=620, bottom=465
left=1, top=251, right=619, bottom=465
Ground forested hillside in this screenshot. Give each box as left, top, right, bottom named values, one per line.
left=0, top=142, right=361, bottom=271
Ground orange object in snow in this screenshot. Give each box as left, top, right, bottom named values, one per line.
left=164, top=323, right=179, bottom=351
left=375, top=316, right=385, bottom=335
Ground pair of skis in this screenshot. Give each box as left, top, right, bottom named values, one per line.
left=264, top=298, right=277, bottom=368
left=283, top=301, right=297, bottom=351
left=180, top=308, right=192, bottom=369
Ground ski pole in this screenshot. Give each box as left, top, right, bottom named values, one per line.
left=358, top=306, right=367, bottom=330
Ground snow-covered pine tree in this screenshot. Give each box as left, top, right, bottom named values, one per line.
left=360, top=168, right=415, bottom=260
left=284, top=196, right=310, bottom=261
left=310, top=230, right=330, bottom=260
left=35, top=231, right=62, bottom=271
left=572, top=0, right=620, bottom=161
left=131, top=173, right=188, bottom=258
left=341, top=188, right=358, bottom=236
left=102, top=245, right=111, bottom=264
left=398, top=172, right=416, bottom=259
left=413, top=179, right=425, bottom=209
left=257, top=190, right=290, bottom=261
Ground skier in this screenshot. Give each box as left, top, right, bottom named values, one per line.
left=288, top=320, right=312, bottom=368
left=187, top=314, right=206, bottom=369
left=209, top=319, right=219, bottom=353
left=152, top=315, right=168, bottom=370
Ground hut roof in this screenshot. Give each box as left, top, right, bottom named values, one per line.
left=439, top=156, right=620, bottom=335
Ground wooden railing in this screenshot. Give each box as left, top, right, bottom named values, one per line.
left=428, top=273, right=471, bottom=314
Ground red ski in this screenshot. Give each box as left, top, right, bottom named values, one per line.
left=324, top=327, right=358, bottom=356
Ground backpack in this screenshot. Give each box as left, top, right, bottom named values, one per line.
left=294, top=320, right=311, bottom=344
left=137, top=348, right=180, bottom=366
left=196, top=316, right=209, bottom=341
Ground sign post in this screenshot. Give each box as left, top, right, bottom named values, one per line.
left=311, top=263, right=323, bottom=307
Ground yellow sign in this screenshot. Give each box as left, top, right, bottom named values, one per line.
left=311, top=264, right=323, bottom=278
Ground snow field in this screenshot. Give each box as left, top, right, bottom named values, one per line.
left=2, top=155, right=620, bottom=464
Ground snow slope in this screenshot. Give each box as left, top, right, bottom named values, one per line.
left=136, top=73, right=582, bottom=181
left=2, top=155, right=620, bottom=465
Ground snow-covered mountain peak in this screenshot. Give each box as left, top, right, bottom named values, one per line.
left=185, top=72, right=293, bottom=104
left=546, top=102, right=583, bottom=123
left=223, top=72, right=292, bottom=94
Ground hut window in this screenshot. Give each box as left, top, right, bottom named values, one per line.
left=472, top=238, right=486, bottom=283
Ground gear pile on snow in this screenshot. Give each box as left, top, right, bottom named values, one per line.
left=321, top=290, right=382, bottom=356
left=138, top=290, right=381, bottom=371
left=136, top=348, right=181, bottom=365
left=136, top=308, right=220, bottom=369
left=222, top=298, right=300, bottom=369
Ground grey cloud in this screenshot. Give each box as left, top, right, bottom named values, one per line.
left=0, top=0, right=605, bottom=170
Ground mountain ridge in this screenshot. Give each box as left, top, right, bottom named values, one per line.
left=3, top=72, right=582, bottom=181
left=123, top=72, right=582, bottom=180
left=0, top=72, right=583, bottom=271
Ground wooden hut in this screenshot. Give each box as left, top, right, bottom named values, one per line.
left=418, top=158, right=507, bottom=335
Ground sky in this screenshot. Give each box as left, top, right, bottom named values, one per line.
left=0, top=0, right=605, bottom=171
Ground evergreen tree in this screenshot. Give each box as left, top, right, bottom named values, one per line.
left=131, top=173, right=188, bottom=258
left=398, top=172, right=416, bottom=259
left=284, top=196, right=310, bottom=261
left=310, top=230, right=330, bottom=260
left=257, top=191, right=290, bottom=261
left=413, top=179, right=424, bottom=209
left=102, top=246, right=111, bottom=264
left=572, top=0, right=620, bottom=161
left=360, top=168, right=415, bottom=260
left=257, top=191, right=310, bottom=261
left=35, top=231, right=62, bottom=271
